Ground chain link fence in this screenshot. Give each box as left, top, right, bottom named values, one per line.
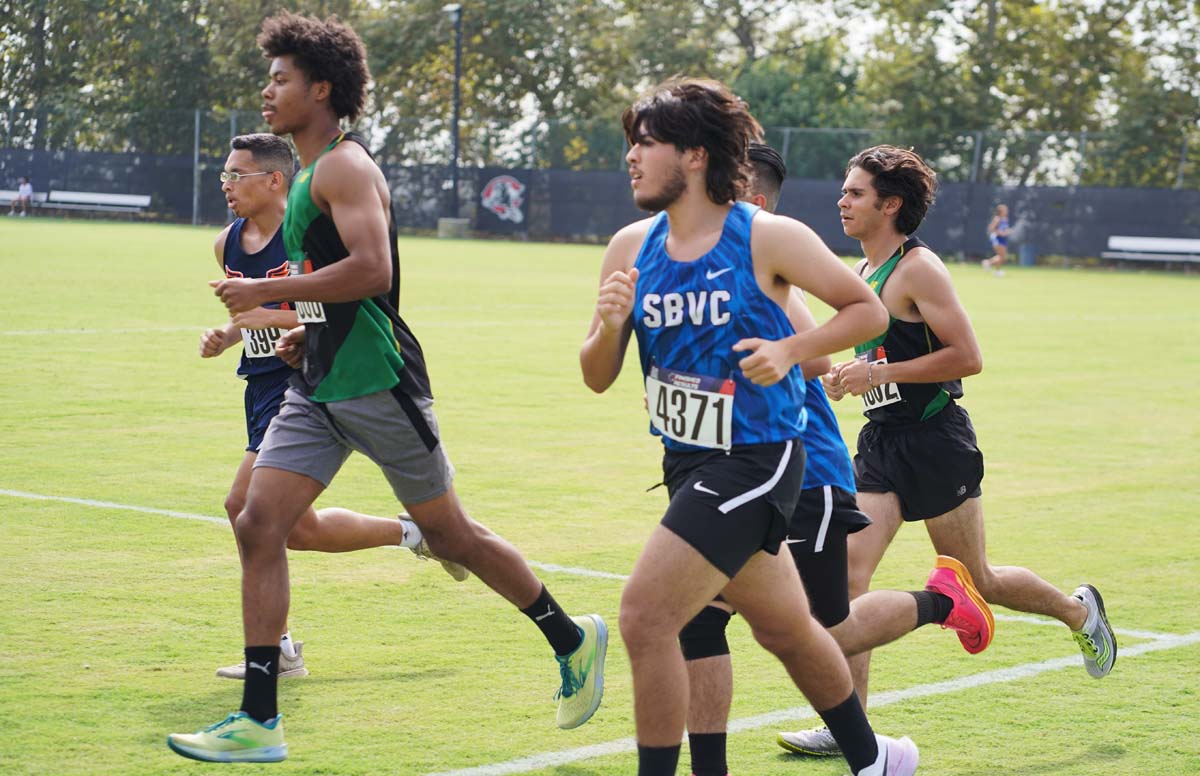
left=3, top=106, right=1198, bottom=258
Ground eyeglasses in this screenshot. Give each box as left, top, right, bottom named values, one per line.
left=219, top=171, right=271, bottom=184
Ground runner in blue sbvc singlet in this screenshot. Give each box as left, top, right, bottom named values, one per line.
left=634, top=201, right=807, bottom=453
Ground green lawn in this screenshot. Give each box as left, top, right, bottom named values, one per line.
left=0, top=217, right=1197, bottom=775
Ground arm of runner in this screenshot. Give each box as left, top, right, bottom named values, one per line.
left=840, top=252, right=982, bottom=395
left=210, top=148, right=392, bottom=313
left=201, top=227, right=238, bottom=357
left=200, top=322, right=239, bottom=358
left=737, top=213, right=887, bottom=385
left=783, top=287, right=833, bottom=380
left=231, top=307, right=300, bottom=331
left=580, top=220, right=650, bottom=393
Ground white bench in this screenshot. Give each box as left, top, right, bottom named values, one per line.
left=45, top=190, right=152, bottom=214
left=1102, top=236, right=1200, bottom=268
left=0, top=189, right=49, bottom=208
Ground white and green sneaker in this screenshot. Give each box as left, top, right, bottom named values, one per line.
left=167, top=711, right=287, bottom=763
left=402, top=513, right=470, bottom=582
left=777, top=725, right=842, bottom=757
left=1071, top=584, right=1116, bottom=678
left=555, top=614, right=608, bottom=729
left=216, top=642, right=308, bottom=679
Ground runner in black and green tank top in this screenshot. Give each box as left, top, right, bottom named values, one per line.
left=852, top=236, right=963, bottom=424
left=284, top=131, right=431, bottom=403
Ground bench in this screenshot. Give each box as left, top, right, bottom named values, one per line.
left=0, top=189, right=49, bottom=209
left=1102, top=236, right=1200, bottom=270
left=45, top=190, right=151, bottom=214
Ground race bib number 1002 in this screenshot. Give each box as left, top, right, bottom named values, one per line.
left=646, top=365, right=735, bottom=450
left=857, top=346, right=902, bottom=412
left=241, top=327, right=285, bottom=359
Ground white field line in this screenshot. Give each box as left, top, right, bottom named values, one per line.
left=0, top=491, right=1180, bottom=642
left=0, top=326, right=203, bottom=336
left=0, top=488, right=228, bottom=525
left=428, top=630, right=1200, bottom=776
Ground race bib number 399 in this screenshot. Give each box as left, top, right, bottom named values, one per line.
left=857, top=346, right=902, bottom=412
left=241, top=327, right=285, bottom=359
left=646, top=365, right=735, bottom=450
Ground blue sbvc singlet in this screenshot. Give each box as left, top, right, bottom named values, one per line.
left=632, top=202, right=806, bottom=452
left=799, top=376, right=855, bottom=492
left=222, top=217, right=291, bottom=379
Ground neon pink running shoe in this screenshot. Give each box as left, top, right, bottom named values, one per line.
left=925, top=555, right=994, bottom=654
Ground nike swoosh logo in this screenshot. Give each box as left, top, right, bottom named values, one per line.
left=705, top=267, right=733, bottom=280
left=248, top=661, right=272, bottom=675
left=784, top=538, right=808, bottom=544
left=693, top=481, right=719, bottom=495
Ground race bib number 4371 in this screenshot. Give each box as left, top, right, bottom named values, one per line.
left=646, top=365, right=735, bottom=450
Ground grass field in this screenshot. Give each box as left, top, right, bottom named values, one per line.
left=1, top=217, right=1198, bottom=776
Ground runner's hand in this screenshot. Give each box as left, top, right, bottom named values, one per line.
left=275, top=326, right=306, bottom=369
left=596, top=267, right=639, bottom=333
left=821, top=367, right=846, bottom=401
left=733, top=337, right=794, bottom=386
left=210, top=277, right=266, bottom=314
left=199, top=327, right=233, bottom=358
left=837, top=358, right=871, bottom=397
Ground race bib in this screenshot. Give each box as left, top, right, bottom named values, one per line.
left=295, top=300, right=326, bottom=324
left=646, top=365, right=735, bottom=450
left=240, top=327, right=285, bottom=359
left=857, top=346, right=901, bottom=412
left=289, top=257, right=327, bottom=324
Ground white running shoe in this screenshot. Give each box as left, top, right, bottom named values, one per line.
left=216, top=642, right=309, bottom=680
left=872, top=734, right=919, bottom=776
left=1071, top=584, right=1116, bottom=678
left=777, top=725, right=842, bottom=756
left=410, top=535, right=470, bottom=581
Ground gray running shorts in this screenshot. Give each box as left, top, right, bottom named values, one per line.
left=254, top=385, right=455, bottom=506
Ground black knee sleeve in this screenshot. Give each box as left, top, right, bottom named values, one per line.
left=679, top=605, right=733, bottom=661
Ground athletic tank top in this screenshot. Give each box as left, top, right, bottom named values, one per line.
left=284, top=132, right=431, bottom=403
left=632, top=202, right=806, bottom=452
left=222, top=218, right=291, bottom=379
left=800, top=376, right=855, bottom=491
left=853, top=236, right=962, bottom=424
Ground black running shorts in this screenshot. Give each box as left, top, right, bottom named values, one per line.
left=854, top=402, right=984, bottom=522
left=661, top=439, right=805, bottom=578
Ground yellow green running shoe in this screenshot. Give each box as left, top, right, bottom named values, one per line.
left=167, top=711, right=287, bottom=763
left=555, top=614, right=607, bottom=729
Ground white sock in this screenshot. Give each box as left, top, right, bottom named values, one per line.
left=399, top=516, right=423, bottom=549
left=279, top=631, right=298, bottom=659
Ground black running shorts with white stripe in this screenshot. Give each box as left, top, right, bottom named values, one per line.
left=660, top=439, right=805, bottom=578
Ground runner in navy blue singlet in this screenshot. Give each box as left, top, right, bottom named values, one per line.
left=198, top=133, right=460, bottom=685
left=580, top=79, right=920, bottom=776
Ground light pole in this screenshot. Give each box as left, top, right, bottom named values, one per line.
left=443, top=4, right=463, bottom=219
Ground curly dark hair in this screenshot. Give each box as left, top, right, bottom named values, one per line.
left=846, top=145, right=938, bottom=235
left=622, top=78, right=761, bottom=205
left=257, top=12, right=369, bottom=122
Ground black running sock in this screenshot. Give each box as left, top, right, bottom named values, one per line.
left=817, top=692, right=878, bottom=774
left=239, top=645, right=280, bottom=723
left=911, top=590, right=955, bottom=627
left=688, top=732, right=727, bottom=776
left=521, top=585, right=582, bottom=656
left=638, top=744, right=681, bottom=776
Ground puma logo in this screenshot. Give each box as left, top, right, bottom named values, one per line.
left=248, top=661, right=272, bottom=676
left=534, top=605, right=555, bottom=622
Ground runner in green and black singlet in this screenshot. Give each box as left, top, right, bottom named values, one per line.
left=284, top=131, right=430, bottom=403
left=852, top=235, right=963, bottom=425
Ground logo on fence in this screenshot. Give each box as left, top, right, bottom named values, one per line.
left=480, top=175, right=526, bottom=224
